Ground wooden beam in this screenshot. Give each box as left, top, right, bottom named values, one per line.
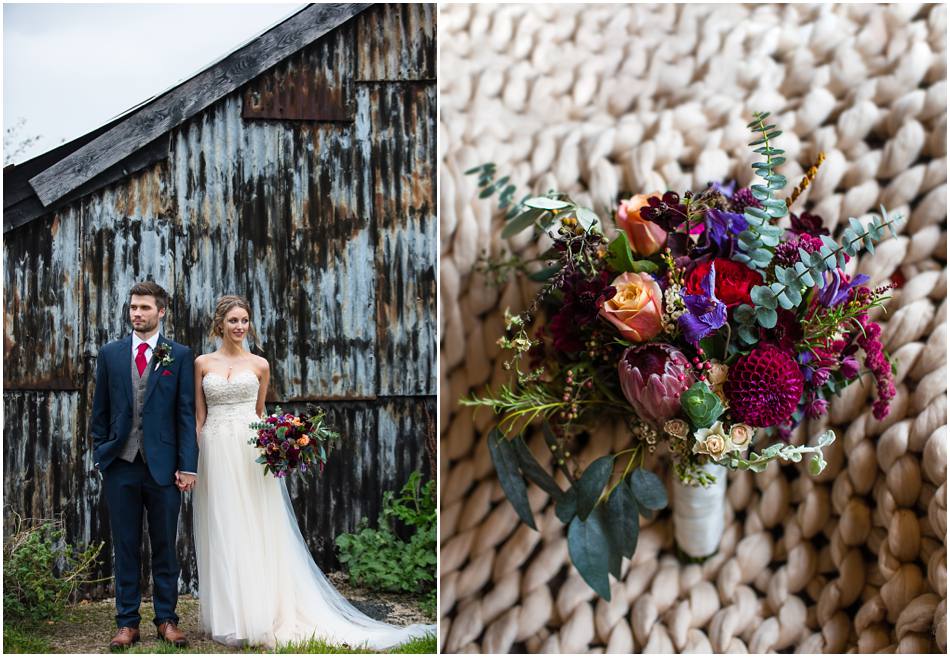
left=28, top=2, right=371, bottom=207
left=4, top=134, right=170, bottom=233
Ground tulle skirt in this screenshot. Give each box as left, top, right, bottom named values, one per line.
left=193, top=405, right=435, bottom=649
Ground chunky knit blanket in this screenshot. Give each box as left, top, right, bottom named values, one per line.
left=439, top=3, right=947, bottom=654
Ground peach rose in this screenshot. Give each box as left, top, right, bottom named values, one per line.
left=616, top=193, right=668, bottom=256
left=729, top=423, right=753, bottom=451
left=598, top=272, right=664, bottom=342
left=692, top=421, right=732, bottom=461
left=297, top=436, right=311, bottom=447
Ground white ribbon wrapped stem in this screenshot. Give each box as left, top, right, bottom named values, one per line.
left=672, top=462, right=727, bottom=558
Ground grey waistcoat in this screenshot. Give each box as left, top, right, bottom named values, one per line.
left=118, top=349, right=152, bottom=463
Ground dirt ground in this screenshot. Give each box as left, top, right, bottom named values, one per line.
left=37, top=573, right=433, bottom=654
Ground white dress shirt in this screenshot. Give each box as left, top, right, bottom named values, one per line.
left=132, top=332, right=197, bottom=478
left=132, top=331, right=159, bottom=364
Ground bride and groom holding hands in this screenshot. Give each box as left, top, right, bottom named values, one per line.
left=90, top=281, right=433, bottom=651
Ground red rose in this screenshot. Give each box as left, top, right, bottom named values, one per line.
left=685, top=258, right=763, bottom=308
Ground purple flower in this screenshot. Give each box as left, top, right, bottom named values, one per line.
left=704, top=208, right=748, bottom=256
left=678, top=262, right=727, bottom=344
left=709, top=180, right=737, bottom=198
left=618, top=343, right=694, bottom=426
left=818, top=269, right=870, bottom=307
left=840, top=355, right=860, bottom=379
left=804, top=397, right=829, bottom=419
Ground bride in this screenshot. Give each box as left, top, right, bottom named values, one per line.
left=192, top=295, right=435, bottom=649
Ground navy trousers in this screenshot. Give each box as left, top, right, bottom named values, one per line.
left=101, top=456, right=181, bottom=628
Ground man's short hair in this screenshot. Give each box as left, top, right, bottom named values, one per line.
left=129, top=281, right=169, bottom=311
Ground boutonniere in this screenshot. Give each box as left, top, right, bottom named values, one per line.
left=153, top=343, right=174, bottom=371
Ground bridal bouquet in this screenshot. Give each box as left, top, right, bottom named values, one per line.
left=249, top=405, right=341, bottom=478
left=463, top=112, right=902, bottom=599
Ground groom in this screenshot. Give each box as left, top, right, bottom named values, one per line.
left=89, top=281, right=198, bottom=650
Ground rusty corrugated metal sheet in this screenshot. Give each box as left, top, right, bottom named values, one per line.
left=359, top=83, right=436, bottom=396
left=4, top=208, right=84, bottom=389
left=355, top=3, right=436, bottom=81
left=242, top=21, right=354, bottom=121
left=3, top=3, right=436, bottom=591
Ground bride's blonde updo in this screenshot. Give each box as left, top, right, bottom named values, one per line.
left=209, top=295, right=259, bottom=345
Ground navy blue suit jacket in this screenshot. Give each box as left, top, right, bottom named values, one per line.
left=89, top=334, right=198, bottom=486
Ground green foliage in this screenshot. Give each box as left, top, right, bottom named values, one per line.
left=605, top=232, right=659, bottom=274
left=679, top=382, right=725, bottom=428
left=747, top=207, right=903, bottom=327
left=466, top=163, right=602, bottom=238
left=335, top=472, right=436, bottom=597
left=487, top=426, right=669, bottom=601
left=734, top=111, right=787, bottom=272
left=3, top=623, right=52, bottom=654
left=724, top=430, right=836, bottom=474
left=2, top=512, right=105, bottom=626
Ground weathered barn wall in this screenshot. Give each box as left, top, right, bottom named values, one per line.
left=3, top=2, right=435, bottom=593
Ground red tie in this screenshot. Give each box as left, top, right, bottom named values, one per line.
left=136, top=343, right=149, bottom=377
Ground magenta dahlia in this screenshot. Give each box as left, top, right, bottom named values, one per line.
left=618, top=343, right=694, bottom=426
left=724, top=345, right=804, bottom=427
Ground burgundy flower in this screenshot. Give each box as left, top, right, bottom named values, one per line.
left=790, top=212, right=829, bottom=236
left=618, top=343, right=694, bottom=425
left=548, top=270, right=616, bottom=352
left=731, top=188, right=763, bottom=214
left=725, top=345, right=805, bottom=427
left=639, top=191, right=689, bottom=233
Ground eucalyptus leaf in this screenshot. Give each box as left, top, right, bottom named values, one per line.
left=606, top=482, right=640, bottom=558
left=567, top=511, right=612, bottom=600
left=576, top=207, right=600, bottom=233
left=501, top=208, right=546, bottom=239
left=751, top=286, right=777, bottom=310
left=523, top=196, right=570, bottom=210
left=513, top=434, right=562, bottom=498
left=630, top=468, right=668, bottom=511
left=555, top=488, right=577, bottom=524
left=756, top=306, right=778, bottom=328
left=487, top=428, right=536, bottom=530
left=575, top=456, right=614, bottom=520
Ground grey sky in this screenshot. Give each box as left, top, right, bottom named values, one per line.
left=3, top=2, right=304, bottom=164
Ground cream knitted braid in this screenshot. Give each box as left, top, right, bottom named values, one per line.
left=440, top=3, right=947, bottom=653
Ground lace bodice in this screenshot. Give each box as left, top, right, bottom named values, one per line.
left=202, top=371, right=260, bottom=420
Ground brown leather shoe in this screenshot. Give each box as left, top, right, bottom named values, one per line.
left=109, top=627, right=140, bottom=651
left=157, top=621, right=188, bottom=648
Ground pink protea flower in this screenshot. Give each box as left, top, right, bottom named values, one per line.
left=724, top=345, right=804, bottom=427
left=618, top=343, right=694, bottom=425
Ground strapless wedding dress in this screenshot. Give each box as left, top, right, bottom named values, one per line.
left=193, top=370, right=434, bottom=649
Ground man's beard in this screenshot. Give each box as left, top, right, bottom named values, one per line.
left=133, top=317, right=159, bottom=334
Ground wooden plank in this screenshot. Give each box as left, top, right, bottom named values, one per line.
left=4, top=134, right=170, bottom=234
left=28, top=3, right=370, bottom=207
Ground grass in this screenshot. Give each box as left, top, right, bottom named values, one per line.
left=3, top=588, right=435, bottom=654
left=3, top=624, right=53, bottom=654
